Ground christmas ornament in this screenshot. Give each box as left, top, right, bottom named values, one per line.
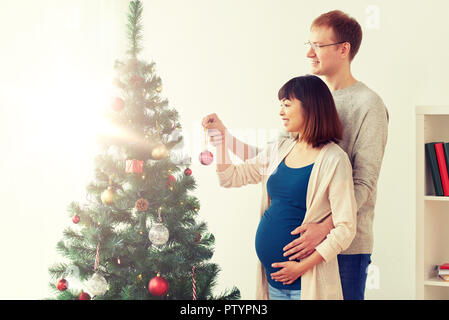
left=156, top=85, right=162, bottom=93
left=184, top=168, right=192, bottom=176
left=86, top=272, right=108, bottom=297
left=101, top=176, right=116, bottom=205
left=111, top=97, right=125, bottom=112
left=151, top=143, right=168, bottom=160
left=192, top=266, right=197, bottom=300
left=149, top=223, right=169, bottom=246
left=126, top=159, right=144, bottom=173
left=57, top=278, right=68, bottom=291
left=166, top=174, right=176, bottom=186
left=101, top=186, right=115, bottom=205
left=148, top=273, right=169, bottom=296
left=199, top=127, right=214, bottom=165
left=151, top=120, right=169, bottom=160
left=199, top=150, right=214, bottom=165
left=79, top=291, right=91, bottom=300
left=195, top=232, right=202, bottom=244
left=72, top=214, right=80, bottom=224
left=135, top=198, right=149, bottom=212
left=130, top=74, right=144, bottom=87
left=82, top=242, right=108, bottom=297
left=149, top=207, right=169, bottom=246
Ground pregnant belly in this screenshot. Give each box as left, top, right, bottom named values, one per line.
left=255, top=211, right=302, bottom=270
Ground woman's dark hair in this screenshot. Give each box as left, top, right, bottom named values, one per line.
left=278, top=75, right=342, bottom=148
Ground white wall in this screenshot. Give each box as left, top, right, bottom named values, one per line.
left=1, top=0, right=448, bottom=299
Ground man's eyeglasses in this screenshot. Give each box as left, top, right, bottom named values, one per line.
left=304, top=41, right=347, bottom=51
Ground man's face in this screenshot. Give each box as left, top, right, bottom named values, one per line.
left=306, top=26, right=344, bottom=76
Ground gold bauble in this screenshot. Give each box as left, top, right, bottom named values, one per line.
left=151, top=143, right=168, bottom=160
left=156, top=86, right=162, bottom=93
left=101, top=186, right=115, bottom=205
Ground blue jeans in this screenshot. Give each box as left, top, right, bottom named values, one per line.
left=268, top=283, right=301, bottom=300
left=337, top=254, right=372, bottom=300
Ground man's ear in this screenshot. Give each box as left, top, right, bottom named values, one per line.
left=340, top=42, right=351, bottom=60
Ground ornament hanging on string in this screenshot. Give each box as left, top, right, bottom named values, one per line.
left=72, top=213, right=80, bottom=224
left=148, top=272, right=169, bottom=296
left=86, top=272, right=108, bottom=297
left=57, top=278, right=68, bottom=291
left=199, top=127, right=214, bottom=165
left=111, top=97, right=125, bottom=112
left=151, top=120, right=169, bottom=160
left=184, top=168, right=192, bottom=176
left=79, top=291, right=91, bottom=300
left=130, top=74, right=144, bottom=88
left=195, top=232, right=202, bottom=244
left=101, top=186, right=115, bottom=205
left=101, top=175, right=116, bottom=206
left=84, top=242, right=109, bottom=298
left=166, top=174, right=176, bottom=187
left=148, top=207, right=169, bottom=247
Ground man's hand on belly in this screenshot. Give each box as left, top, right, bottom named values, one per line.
left=282, top=214, right=334, bottom=260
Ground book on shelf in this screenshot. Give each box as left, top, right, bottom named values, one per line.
left=444, top=142, right=449, bottom=180
left=425, top=142, right=444, bottom=196
left=437, top=263, right=449, bottom=281
left=439, top=275, right=449, bottom=282
left=435, top=143, right=449, bottom=196
left=438, top=263, right=449, bottom=273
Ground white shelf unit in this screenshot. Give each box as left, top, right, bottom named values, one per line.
left=416, top=106, right=449, bottom=299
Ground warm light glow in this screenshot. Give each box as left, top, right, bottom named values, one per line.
left=25, top=61, right=118, bottom=158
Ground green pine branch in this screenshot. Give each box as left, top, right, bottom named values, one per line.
left=127, top=0, right=144, bottom=58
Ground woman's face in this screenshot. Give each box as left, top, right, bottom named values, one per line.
left=279, top=97, right=305, bottom=134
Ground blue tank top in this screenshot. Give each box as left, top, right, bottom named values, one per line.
left=255, top=158, right=314, bottom=290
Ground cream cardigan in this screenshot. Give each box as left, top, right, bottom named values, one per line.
left=216, top=137, right=357, bottom=300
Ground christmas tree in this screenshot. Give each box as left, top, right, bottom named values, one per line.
left=48, top=0, right=240, bottom=300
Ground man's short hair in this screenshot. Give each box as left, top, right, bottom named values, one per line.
left=312, top=10, right=362, bottom=61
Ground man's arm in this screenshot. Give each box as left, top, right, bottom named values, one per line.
left=351, top=103, right=389, bottom=212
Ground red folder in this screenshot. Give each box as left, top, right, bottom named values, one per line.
left=435, top=143, right=449, bottom=196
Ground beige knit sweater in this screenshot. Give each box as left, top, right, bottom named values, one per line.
left=216, top=137, right=357, bottom=300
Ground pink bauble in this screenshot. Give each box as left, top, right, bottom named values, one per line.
left=199, top=150, right=213, bottom=165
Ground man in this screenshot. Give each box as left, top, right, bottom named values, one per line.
left=202, top=10, right=389, bottom=300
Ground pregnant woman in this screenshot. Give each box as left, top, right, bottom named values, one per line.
left=202, top=75, right=357, bottom=300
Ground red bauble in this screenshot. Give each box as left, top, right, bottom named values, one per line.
left=195, top=232, right=202, bottom=243
left=166, top=174, right=176, bottom=185
left=148, top=273, right=169, bottom=296
left=57, top=278, right=68, bottom=291
left=111, top=97, right=125, bottom=112
left=72, top=214, right=80, bottom=224
left=184, top=168, right=192, bottom=176
left=199, top=150, right=214, bottom=165
left=79, top=291, right=91, bottom=300
left=130, top=75, right=144, bottom=87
